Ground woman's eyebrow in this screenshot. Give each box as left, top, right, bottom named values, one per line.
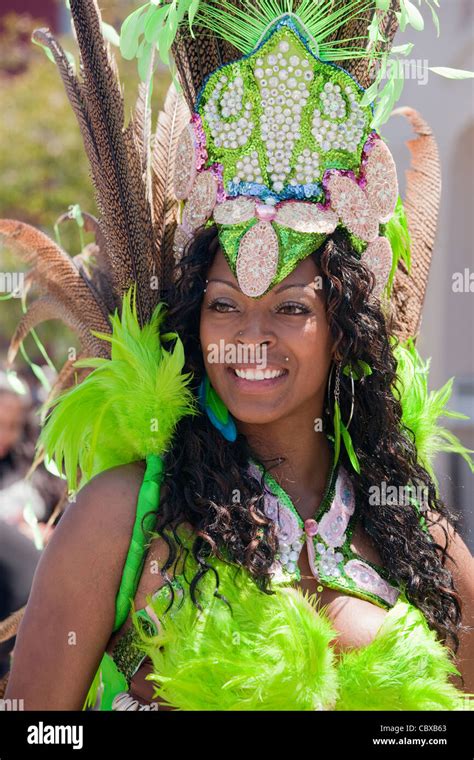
left=207, top=278, right=240, bottom=291
left=274, top=282, right=312, bottom=293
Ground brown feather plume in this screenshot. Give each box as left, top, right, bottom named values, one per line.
left=0, top=220, right=112, bottom=364
left=68, top=0, right=157, bottom=324
left=171, top=22, right=241, bottom=111
left=32, top=0, right=157, bottom=325
left=390, top=107, right=442, bottom=343
left=322, top=0, right=399, bottom=87
left=151, top=83, right=191, bottom=297
left=54, top=210, right=118, bottom=315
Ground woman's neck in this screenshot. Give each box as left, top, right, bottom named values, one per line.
left=237, top=401, right=333, bottom=521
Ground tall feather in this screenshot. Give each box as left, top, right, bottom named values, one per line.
left=151, top=83, right=191, bottom=297
left=33, top=0, right=157, bottom=325
left=68, top=0, right=156, bottom=325
left=0, top=220, right=112, bottom=364
left=391, top=107, right=442, bottom=342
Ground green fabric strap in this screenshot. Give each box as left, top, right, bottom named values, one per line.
left=113, top=453, right=164, bottom=632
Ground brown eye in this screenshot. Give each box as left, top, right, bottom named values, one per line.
left=208, top=299, right=237, bottom=313
left=276, top=301, right=310, bottom=315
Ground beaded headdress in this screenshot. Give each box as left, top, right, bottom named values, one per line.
left=171, top=13, right=399, bottom=298
left=124, top=0, right=461, bottom=312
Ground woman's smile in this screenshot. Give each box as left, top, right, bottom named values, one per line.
left=226, top=364, right=289, bottom=392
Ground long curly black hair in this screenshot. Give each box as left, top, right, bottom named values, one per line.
left=150, top=223, right=465, bottom=662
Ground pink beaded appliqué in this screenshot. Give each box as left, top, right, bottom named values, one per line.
left=274, top=201, right=339, bottom=233
left=317, top=466, right=355, bottom=548
left=325, top=174, right=379, bottom=242
left=236, top=221, right=279, bottom=297
left=344, top=559, right=400, bottom=606
left=213, top=196, right=255, bottom=225
left=248, top=461, right=400, bottom=607
left=360, top=236, right=393, bottom=298
left=363, top=139, right=398, bottom=223
left=182, top=171, right=218, bottom=230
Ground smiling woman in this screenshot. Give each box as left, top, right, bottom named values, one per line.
left=202, top=252, right=330, bottom=421
left=2, top=0, right=474, bottom=714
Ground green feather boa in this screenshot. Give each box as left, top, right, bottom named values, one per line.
left=129, top=539, right=473, bottom=711
left=39, top=286, right=197, bottom=491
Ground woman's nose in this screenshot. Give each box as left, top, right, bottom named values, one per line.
left=234, top=313, right=277, bottom=348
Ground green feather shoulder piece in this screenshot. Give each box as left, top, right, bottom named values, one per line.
left=39, top=285, right=197, bottom=491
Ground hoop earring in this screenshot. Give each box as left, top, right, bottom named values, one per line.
left=327, top=361, right=360, bottom=474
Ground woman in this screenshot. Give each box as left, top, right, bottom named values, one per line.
left=4, top=224, right=474, bottom=710
left=2, top=1, right=474, bottom=710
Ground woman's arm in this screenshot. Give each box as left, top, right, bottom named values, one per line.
left=427, top=511, right=474, bottom=694
left=4, top=461, right=146, bottom=710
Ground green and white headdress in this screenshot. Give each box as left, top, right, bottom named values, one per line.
left=172, top=12, right=399, bottom=298
left=113, top=0, right=464, bottom=308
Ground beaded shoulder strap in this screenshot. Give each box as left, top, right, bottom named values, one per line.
left=249, top=458, right=402, bottom=610
left=113, top=453, right=165, bottom=632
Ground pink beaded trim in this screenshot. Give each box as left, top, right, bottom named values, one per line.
left=248, top=461, right=400, bottom=608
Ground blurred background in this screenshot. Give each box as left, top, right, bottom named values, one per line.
left=0, top=0, right=171, bottom=680
left=0, top=0, right=472, bottom=600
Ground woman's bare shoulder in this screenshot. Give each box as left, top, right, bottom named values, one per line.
left=4, top=460, right=153, bottom=709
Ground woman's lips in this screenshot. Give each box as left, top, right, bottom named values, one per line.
left=226, top=365, right=289, bottom=391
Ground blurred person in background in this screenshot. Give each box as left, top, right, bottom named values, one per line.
left=0, top=369, right=64, bottom=677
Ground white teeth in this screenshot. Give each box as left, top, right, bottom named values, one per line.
left=234, top=368, right=285, bottom=380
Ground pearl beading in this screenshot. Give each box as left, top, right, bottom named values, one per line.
left=254, top=39, right=313, bottom=192
left=197, top=25, right=372, bottom=202
left=313, top=81, right=367, bottom=154
left=204, top=74, right=254, bottom=151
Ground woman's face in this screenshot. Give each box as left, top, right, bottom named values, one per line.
left=200, top=247, right=333, bottom=425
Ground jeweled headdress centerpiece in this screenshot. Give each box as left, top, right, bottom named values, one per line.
left=173, top=15, right=399, bottom=298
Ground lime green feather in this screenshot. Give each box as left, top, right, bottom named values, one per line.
left=82, top=663, right=102, bottom=711
left=131, top=543, right=339, bottom=711
left=392, top=337, right=474, bottom=492
left=194, top=0, right=385, bottom=61
left=129, top=540, right=472, bottom=711
left=384, top=195, right=411, bottom=295
left=39, top=285, right=197, bottom=492
left=336, top=599, right=474, bottom=711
